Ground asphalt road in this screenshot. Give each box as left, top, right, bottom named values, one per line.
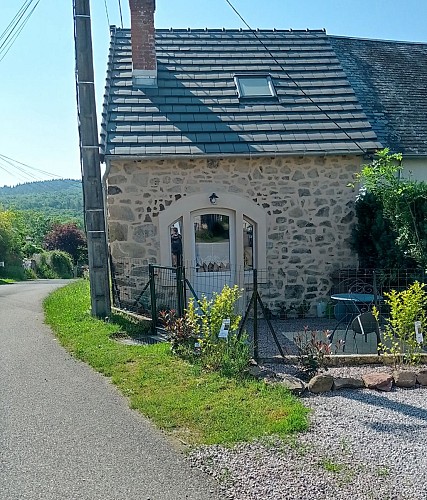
left=0, top=280, right=221, bottom=500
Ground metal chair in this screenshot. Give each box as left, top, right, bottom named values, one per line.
left=350, top=311, right=381, bottom=354
left=330, top=276, right=383, bottom=352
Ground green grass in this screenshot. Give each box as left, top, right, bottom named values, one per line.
left=44, top=280, right=309, bottom=445
left=0, top=278, right=16, bottom=284
left=320, top=458, right=345, bottom=474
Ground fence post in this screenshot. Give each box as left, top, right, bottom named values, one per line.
left=373, top=269, right=378, bottom=306
left=253, top=269, right=259, bottom=361
left=176, top=266, right=184, bottom=317
left=181, top=265, right=188, bottom=310
left=149, top=264, right=157, bottom=335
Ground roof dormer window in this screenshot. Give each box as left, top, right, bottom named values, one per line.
left=235, top=75, right=276, bottom=98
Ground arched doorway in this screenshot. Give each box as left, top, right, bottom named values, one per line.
left=159, top=192, right=267, bottom=298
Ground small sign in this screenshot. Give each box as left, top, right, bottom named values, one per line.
left=415, top=321, right=423, bottom=344
left=218, top=318, right=230, bottom=339
left=0, top=261, right=4, bottom=267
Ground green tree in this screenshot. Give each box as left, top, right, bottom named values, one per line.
left=353, top=149, right=427, bottom=268
left=0, top=209, right=22, bottom=264
left=351, top=192, right=416, bottom=269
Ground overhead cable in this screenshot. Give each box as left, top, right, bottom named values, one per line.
left=0, top=0, right=32, bottom=43
left=0, top=153, right=62, bottom=181
left=0, top=0, right=41, bottom=62
left=224, top=0, right=367, bottom=154
left=104, top=0, right=110, bottom=26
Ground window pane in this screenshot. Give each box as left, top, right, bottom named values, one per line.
left=243, top=219, right=254, bottom=269
left=169, top=219, right=183, bottom=267
left=194, top=214, right=230, bottom=272
left=239, top=77, right=273, bottom=97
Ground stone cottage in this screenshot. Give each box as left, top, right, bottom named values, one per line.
left=100, top=0, right=426, bottom=312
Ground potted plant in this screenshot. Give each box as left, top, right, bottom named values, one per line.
left=296, top=300, right=310, bottom=319
left=278, top=302, right=295, bottom=320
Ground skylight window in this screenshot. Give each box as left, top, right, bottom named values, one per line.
left=235, top=75, right=276, bottom=98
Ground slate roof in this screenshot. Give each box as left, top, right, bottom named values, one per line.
left=330, top=36, right=427, bottom=156
left=101, top=28, right=382, bottom=158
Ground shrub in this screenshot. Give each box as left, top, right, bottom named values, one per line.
left=32, top=250, right=74, bottom=279
left=44, top=223, right=87, bottom=264
left=161, top=285, right=251, bottom=377
left=49, top=250, right=73, bottom=278
left=293, top=328, right=344, bottom=380
left=159, top=309, right=198, bottom=360
left=0, top=263, right=26, bottom=281
left=34, top=253, right=57, bottom=279
left=351, top=192, right=415, bottom=269
left=377, top=281, right=427, bottom=367
left=24, top=268, right=37, bottom=280
left=352, top=149, right=427, bottom=268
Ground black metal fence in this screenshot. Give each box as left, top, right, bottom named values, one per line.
left=110, top=261, right=427, bottom=358
left=111, top=261, right=427, bottom=318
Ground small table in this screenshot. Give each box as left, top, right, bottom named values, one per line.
left=331, top=293, right=380, bottom=319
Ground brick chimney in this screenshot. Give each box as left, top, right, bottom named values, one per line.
left=129, top=0, right=157, bottom=87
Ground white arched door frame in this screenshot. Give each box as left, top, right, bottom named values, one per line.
left=158, top=192, right=267, bottom=271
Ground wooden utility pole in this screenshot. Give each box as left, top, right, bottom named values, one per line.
left=73, top=0, right=111, bottom=317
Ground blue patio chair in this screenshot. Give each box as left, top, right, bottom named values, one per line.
left=350, top=311, right=381, bottom=354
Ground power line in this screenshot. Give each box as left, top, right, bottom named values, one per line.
left=104, top=0, right=110, bottom=26
left=0, top=157, right=39, bottom=181
left=0, top=163, right=26, bottom=183
left=0, top=0, right=32, bottom=43
left=0, top=0, right=41, bottom=62
left=223, top=0, right=367, bottom=154
left=0, top=153, right=63, bottom=181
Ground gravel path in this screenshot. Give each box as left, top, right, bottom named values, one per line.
left=188, top=377, right=427, bottom=499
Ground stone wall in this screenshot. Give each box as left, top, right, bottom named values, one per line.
left=105, top=154, right=361, bottom=314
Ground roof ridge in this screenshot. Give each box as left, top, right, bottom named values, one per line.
left=329, top=34, right=427, bottom=46
left=113, top=26, right=327, bottom=34
left=111, top=27, right=427, bottom=46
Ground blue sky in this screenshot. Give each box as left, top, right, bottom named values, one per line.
left=1, top=0, right=426, bottom=186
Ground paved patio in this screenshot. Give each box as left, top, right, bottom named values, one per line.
left=245, top=317, right=380, bottom=357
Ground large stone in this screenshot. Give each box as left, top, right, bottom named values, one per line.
left=109, top=221, right=128, bottom=242
left=247, top=365, right=276, bottom=380
left=133, top=224, right=157, bottom=242
left=333, top=377, right=364, bottom=390
left=132, top=172, right=150, bottom=186
left=288, top=207, right=303, bottom=217
left=108, top=204, right=135, bottom=222
left=107, top=185, right=122, bottom=195
left=308, top=374, right=334, bottom=393
left=362, top=372, right=393, bottom=392
left=393, top=370, right=417, bottom=388
left=277, top=374, right=306, bottom=395
left=417, top=370, right=427, bottom=386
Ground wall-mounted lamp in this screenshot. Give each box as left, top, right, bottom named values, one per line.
left=209, top=192, right=219, bottom=205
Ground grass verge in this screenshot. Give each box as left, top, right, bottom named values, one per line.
left=44, top=280, right=309, bottom=445
left=0, top=278, right=16, bottom=284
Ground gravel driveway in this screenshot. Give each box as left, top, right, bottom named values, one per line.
left=188, top=384, right=427, bottom=499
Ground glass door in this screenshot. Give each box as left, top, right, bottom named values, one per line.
left=189, top=210, right=235, bottom=298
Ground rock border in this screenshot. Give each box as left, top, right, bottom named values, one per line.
left=248, top=364, right=427, bottom=395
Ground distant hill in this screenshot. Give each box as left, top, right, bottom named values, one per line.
left=0, top=179, right=84, bottom=224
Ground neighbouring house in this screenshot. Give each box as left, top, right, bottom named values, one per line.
left=329, top=36, right=427, bottom=180
left=100, top=0, right=427, bottom=314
